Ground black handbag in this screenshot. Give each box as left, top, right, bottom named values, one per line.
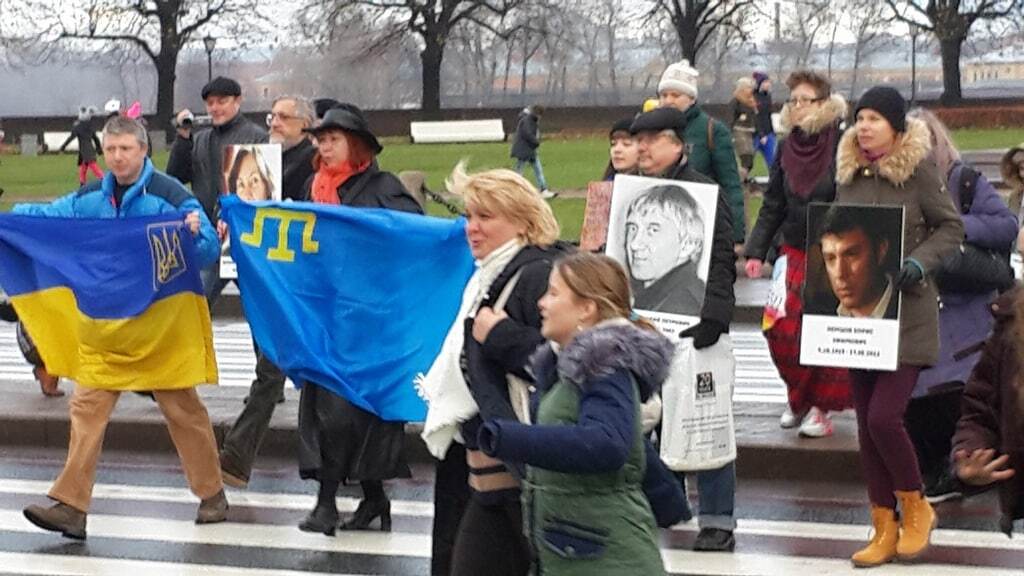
left=935, top=243, right=1014, bottom=294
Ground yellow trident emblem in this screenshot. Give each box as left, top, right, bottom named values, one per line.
left=240, top=208, right=320, bottom=262
left=148, top=223, right=187, bottom=289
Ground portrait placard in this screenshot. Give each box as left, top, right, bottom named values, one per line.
left=800, top=203, right=904, bottom=370
left=220, top=144, right=283, bottom=279
left=604, top=174, right=719, bottom=336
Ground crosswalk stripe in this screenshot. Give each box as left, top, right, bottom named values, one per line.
left=0, top=509, right=434, bottom=558
left=660, top=549, right=1022, bottom=576
left=0, top=479, right=1021, bottom=554
left=0, top=551, right=358, bottom=576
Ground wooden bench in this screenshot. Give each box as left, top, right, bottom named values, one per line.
left=409, top=119, right=505, bottom=144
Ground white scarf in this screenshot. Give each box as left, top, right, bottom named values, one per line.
left=416, top=239, right=524, bottom=459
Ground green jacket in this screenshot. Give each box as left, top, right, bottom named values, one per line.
left=683, top=105, right=747, bottom=243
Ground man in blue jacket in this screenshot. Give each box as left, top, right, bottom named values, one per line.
left=19, top=116, right=227, bottom=540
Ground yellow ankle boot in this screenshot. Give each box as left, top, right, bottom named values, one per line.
left=895, top=490, right=936, bottom=559
left=851, top=506, right=898, bottom=567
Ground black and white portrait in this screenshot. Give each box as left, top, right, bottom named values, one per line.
left=605, top=174, right=719, bottom=326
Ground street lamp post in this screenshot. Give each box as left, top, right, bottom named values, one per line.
left=203, top=35, right=217, bottom=82
left=909, top=24, right=919, bottom=104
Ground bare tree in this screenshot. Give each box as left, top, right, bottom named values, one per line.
left=845, top=0, right=889, bottom=99
left=645, top=0, right=756, bottom=65
left=302, top=0, right=520, bottom=112
left=885, top=0, right=1022, bottom=103
left=2, top=0, right=268, bottom=129
left=787, top=0, right=835, bottom=69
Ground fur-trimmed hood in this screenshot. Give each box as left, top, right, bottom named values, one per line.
left=1001, top=143, right=1024, bottom=191
left=836, top=116, right=932, bottom=186
left=530, top=320, right=674, bottom=402
left=779, top=93, right=847, bottom=137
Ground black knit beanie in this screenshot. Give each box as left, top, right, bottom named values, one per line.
left=610, top=117, right=634, bottom=137
left=855, top=86, right=907, bottom=133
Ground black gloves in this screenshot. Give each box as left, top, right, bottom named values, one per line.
left=679, top=319, right=727, bottom=350
left=893, top=258, right=924, bottom=291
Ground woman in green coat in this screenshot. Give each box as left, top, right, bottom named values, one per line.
left=479, top=252, right=670, bottom=575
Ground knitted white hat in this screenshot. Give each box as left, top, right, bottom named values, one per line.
left=658, top=60, right=699, bottom=99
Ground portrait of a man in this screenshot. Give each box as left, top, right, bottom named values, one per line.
left=624, top=184, right=706, bottom=316
left=810, top=204, right=901, bottom=320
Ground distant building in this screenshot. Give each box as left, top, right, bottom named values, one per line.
left=963, top=44, right=1024, bottom=83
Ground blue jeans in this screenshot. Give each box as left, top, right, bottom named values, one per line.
left=755, top=133, right=776, bottom=167
left=513, top=157, right=548, bottom=191
left=678, top=461, right=737, bottom=531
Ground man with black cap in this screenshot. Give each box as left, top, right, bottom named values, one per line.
left=630, top=106, right=740, bottom=553
left=173, top=76, right=267, bottom=296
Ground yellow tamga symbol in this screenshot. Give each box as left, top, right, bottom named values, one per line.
left=240, top=208, right=320, bottom=262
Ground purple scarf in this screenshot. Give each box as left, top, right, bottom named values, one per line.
left=781, top=123, right=838, bottom=199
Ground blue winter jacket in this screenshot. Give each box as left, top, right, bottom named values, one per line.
left=12, top=158, right=220, bottom=268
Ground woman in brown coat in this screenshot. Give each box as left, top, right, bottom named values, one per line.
left=952, top=287, right=1023, bottom=537
left=834, top=86, right=963, bottom=568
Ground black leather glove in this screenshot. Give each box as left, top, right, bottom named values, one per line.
left=893, top=258, right=924, bottom=291
left=678, top=319, right=727, bottom=350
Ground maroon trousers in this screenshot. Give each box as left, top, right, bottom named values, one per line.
left=851, top=365, right=923, bottom=509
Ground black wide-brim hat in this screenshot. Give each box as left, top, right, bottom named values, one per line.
left=304, top=106, right=383, bottom=155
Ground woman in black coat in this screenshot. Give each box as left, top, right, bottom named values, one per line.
left=297, top=105, right=422, bottom=535
left=418, top=162, right=565, bottom=575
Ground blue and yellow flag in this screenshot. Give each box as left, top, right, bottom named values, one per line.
left=0, top=214, right=217, bottom=390
left=220, top=196, right=475, bottom=422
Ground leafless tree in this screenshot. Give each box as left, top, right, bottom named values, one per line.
left=301, top=0, right=521, bottom=112
left=645, top=0, right=756, bottom=65
left=845, top=0, right=889, bottom=99
left=1, top=0, right=269, bottom=129
left=885, top=0, right=1023, bottom=103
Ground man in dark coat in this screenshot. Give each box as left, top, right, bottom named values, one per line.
left=218, top=95, right=318, bottom=489
left=630, top=106, right=739, bottom=553
left=753, top=71, right=777, bottom=167
left=510, top=105, right=555, bottom=199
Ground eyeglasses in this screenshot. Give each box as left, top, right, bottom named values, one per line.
left=786, top=96, right=824, bottom=107
left=266, top=112, right=301, bottom=126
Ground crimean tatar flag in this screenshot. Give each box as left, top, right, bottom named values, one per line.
left=0, top=213, right=217, bottom=390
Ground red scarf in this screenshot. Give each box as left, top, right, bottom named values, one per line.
left=781, top=123, right=838, bottom=199
left=311, top=160, right=370, bottom=205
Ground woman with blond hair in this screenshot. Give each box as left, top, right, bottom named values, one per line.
left=419, top=162, right=567, bottom=575
left=905, top=108, right=1017, bottom=503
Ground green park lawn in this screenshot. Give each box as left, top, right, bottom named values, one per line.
left=2, top=127, right=1022, bottom=242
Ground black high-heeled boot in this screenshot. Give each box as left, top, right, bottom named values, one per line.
left=340, top=497, right=391, bottom=532
left=299, top=479, right=340, bottom=536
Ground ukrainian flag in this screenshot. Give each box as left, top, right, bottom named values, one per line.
left=0, top=213, right=217, bottom=390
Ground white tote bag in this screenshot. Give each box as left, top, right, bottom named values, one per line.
left=659, top=334, right=736, bottom=471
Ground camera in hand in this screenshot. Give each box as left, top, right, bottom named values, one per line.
left=172, top=112, right=212, bottom=129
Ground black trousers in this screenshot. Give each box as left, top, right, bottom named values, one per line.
left=220, top=350, right=286, bottom=481
left=904, top=384, right=964, bottom=483
left=450, top=496, right=531, bottom=576
left=431, top=444, right=470, bottom=575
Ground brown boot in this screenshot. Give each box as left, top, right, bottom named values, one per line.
left=23, top=502, right=86, bottom=539
left=33, top=366, right=63, bottom=397
left=851, top=506, right=898, bottom=568
left=196, top=489, right=228, bottom=524
left=895, top=490, right=936, bottom=560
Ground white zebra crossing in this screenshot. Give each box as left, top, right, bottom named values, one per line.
left=0, top=321, right=788, bottom=402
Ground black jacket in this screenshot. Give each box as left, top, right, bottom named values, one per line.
left=510, top=110, right=540, bottom=161
left=302, top=161, right=422, bottom=213
left=60, top=120, right=101, bottom=164
left=184, top=114, right=268, bottom=221
left=460, top=244, right=571, bottom=471
left=165, top=134, right=194, bottom=186
left=755, top=90, right=774, bottom=137
left=281, top=138, right=317, bottom=201
left=744, top=129, right=841, bottom=260
left=658, top=161, right=737, bottom=327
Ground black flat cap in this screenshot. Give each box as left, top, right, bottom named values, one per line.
left=313, top=98, right=342, bottom=120
left=304, top=106, right=383, bottom=154
left=201, top=76, right=241, bottom=100
left=629, top=107, right=688, bottom=141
